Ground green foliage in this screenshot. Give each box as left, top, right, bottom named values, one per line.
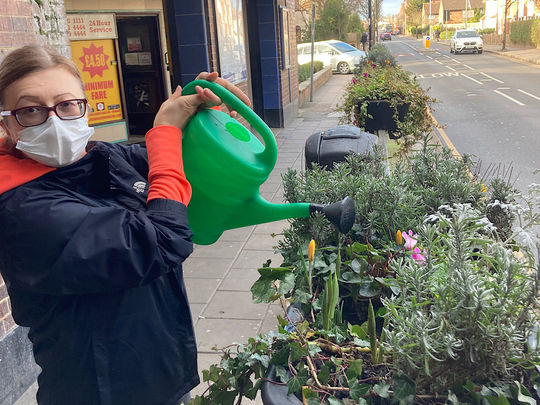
left=410, top=26, right=429, bottom=35
left=302, top=0, right=366, bottom=42
left=298, top=61, right=325, bottom=83
left=316, top=0, right=348, bottom=41
left=337, top=63, right=435, bottom=153
left=531, top=20, right=540, bottom=47
left=383, top=204, right=539, bottom=395
left=440, top=29, right=456, bottom=39
left=510, top=19, right=535, bottom=47
left=485, top=178, right=518, bottom=242
left=280, top=140, right=485, bottom=250
left=191, top=144, right=540, bottom=404
left=366, top=44, right=397, bottom=67
left=479, top=28, right=496, bottom=35
left=470, top=8, right=483, bottom=23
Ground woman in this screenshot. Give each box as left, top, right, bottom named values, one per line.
left=0, top=44, right=250, bottom=405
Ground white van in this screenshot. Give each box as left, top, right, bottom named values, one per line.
left=297, top=40, right=366, bottom=74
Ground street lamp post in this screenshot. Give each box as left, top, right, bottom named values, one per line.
left=465, top=0, right=468, bottom=28
left=429, top=0, right=432, bottom=40
left=368, top=0, right=372, bottom=49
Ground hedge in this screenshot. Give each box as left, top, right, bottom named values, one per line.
left=510, top=19, right=535, bottom=47
left=532, top=20, right=540, bottom=48
left=298, top=61, right=325, bottom=83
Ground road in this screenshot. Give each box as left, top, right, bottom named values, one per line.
left=384, top=36, right=539, bottom=194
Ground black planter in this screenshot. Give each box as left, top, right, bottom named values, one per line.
left=261, top=365, right=302, bottom=405
left=358, top=100, right=410, bottom=139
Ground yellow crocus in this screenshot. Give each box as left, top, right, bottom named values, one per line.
left=396, top=230, right=403, bottom=245
left=308, top=239, right=316, bottom=263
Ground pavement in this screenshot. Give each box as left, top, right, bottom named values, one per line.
left=13, top=41, right=540, bottom=404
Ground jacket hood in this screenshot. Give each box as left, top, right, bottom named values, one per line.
left=0, top=142, right=55, bottom=195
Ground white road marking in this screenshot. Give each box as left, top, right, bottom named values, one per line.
left=426, top=55, right=433, bottom=59
left=461, top=73, right=483, bottom=84
left=479, top=72, right=504, bottom=83
left=497, top=87, right=510, bottom=90
left=462, top=64, right=475, bottom=70
left=435, top=60, right=443, bottom=64
left=445, top=65, right=457, bottom=71
left=443, top=55, right=451, bottom=58
left=517, top=89, right=540, bottom=101
left=451, top=58, right=460, bottom=63
left=494, top=90, right=525, bottom=106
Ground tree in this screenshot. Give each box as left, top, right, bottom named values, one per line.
left=501, top=0, right=517, bottom=50
left=297, top=0, right=327, bottom=29
left=358, top=0, right=383, bottom=46
left=406, top=0, right=424, bottom=38
left=315, top=0, right=349, bottom=41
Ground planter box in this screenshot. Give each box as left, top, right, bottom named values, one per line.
left=261, top=365, right=302, bottom=405
left=358, top=100, right=410, bottom=139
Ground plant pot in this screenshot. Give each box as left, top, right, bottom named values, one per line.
left=358, top=100, right=410, bottom=139
left=261, top=365, right=302, bottom=405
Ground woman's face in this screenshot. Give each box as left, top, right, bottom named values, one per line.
left=1, top=66, right=86, bottom=145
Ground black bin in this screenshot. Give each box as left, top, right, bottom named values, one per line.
left=305, top=125, right=377, bottom=170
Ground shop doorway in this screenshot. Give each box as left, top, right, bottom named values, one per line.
left=116, top=15, right=166, bottom=135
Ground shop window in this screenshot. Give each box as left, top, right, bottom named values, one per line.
left=279, top=6, right=291, bottom=69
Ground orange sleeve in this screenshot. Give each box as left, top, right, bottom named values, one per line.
left=145, top=125, right=192, bottom=205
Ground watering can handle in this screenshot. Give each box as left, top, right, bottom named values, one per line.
left=181, top=80, right=277, bottom=167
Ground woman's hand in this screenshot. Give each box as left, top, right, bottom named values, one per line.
left=153, top=72, right=251, bottom=130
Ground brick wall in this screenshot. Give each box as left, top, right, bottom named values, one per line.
left=0, top=0, right=37, bottom=341
left=447, top=10, right=464, bottom=24
left=0, top=0, right=69, bottom=342
left=0, top=0, right=35, bottom=59
left=0, top=275, right=15, bottom=339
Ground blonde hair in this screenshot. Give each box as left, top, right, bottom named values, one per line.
left=0, top=44, right=83, bottom=150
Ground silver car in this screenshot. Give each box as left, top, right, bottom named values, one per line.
left=450, top=29, right=483, bottom=54
left=297, top=40, right=366, bottom=74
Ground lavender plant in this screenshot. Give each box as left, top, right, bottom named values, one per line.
left=383, top=204, right=540, bottom=395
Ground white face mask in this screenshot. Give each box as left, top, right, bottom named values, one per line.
left=15, top=116, right=94, bottom=167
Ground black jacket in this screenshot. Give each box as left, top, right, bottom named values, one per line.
left=0, top=142, right=198, bottom=405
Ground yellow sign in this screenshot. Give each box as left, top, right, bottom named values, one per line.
left=71, top=40, right=124, bottom=125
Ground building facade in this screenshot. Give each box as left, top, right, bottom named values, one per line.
left=63, top=0, right=299, bottom=141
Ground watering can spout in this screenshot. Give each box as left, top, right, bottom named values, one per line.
left=189, top=194, right=355, bottom=245
left=309, top=196, right=355, bottom=235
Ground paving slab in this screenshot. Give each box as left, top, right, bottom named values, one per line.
left=195, top=318, right=262, bottom=352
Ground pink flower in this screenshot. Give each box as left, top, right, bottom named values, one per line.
left=371, top=63, right=377, bottom=68
left=402, top=230, right=418, bottom=251
left=352, top=77, right=357, bottom=84
left=363, top=72, right=368, bottom=78
left=411, top=247, right=426, bottom=265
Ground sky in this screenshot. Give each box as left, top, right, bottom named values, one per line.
left=382, top=0, right=403, bottom=16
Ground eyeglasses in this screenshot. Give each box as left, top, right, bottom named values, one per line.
left=0, top=98, right=88, bottom=127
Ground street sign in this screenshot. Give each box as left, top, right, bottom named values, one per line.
left=426, top=36, right=430, bottom=40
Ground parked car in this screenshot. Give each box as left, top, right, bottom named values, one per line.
left=450, top=29, right=483, bottom=54
left=297, top=40, right=366, bottom=74
left=380, top=32, right=392, bottom=41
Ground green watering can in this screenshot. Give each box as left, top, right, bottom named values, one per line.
left=181, top=80, right=355, bottom=245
